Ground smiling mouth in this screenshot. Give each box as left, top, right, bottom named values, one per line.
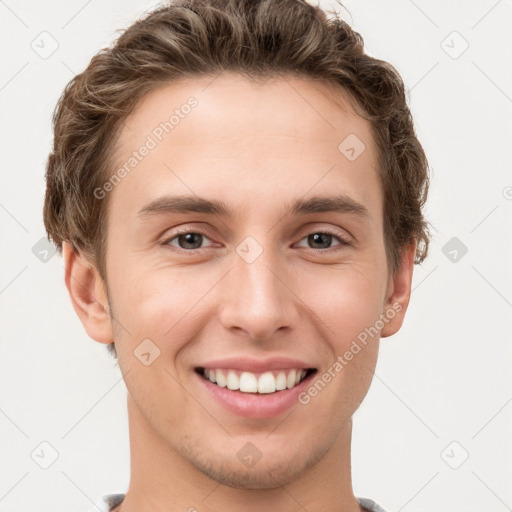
left=195, top=367, right=317, bottom=394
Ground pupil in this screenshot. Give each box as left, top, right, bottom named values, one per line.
left=180, top=233, right=202, bottom=249
left=309, top=233, right=331, bottom=249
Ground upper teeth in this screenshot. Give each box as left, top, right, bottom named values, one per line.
left=203, top=368, right=308, bottom=394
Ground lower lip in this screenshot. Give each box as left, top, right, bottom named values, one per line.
left=196, top=371, right=315, bottom=419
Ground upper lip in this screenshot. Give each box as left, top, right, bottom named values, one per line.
left=195, top=357, right=316, bottom=373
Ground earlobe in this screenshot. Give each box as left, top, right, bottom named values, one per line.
left=380, top=242, right=416, bottom=338
left=63, top=242, right=114, bottom=344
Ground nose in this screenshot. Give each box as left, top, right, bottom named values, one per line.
left=219, top=247, right=300, bottom=342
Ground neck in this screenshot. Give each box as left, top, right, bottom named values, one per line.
left=115, top=394, right=364, bottom=512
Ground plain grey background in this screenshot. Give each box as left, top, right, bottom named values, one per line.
left=1, top=1, right=511, bottom=511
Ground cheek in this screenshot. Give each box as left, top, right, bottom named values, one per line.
left=108, top=265, right=215, bottom=351
left=295, top=270, right=384, bottom=420
left=304, top=266, right=387, bottom=345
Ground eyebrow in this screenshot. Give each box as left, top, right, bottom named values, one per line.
left=137, top=194, right=370, bottom=219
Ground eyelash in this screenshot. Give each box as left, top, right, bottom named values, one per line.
left=161, top=227, right=352, bottom=253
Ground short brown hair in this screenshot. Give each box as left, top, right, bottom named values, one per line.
left=44, top=0, right=430, bottom=281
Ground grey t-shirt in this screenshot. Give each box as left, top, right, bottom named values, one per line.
left=88, top=493, right=391, bottom=512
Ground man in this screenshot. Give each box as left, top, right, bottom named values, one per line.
left=43, top=1, right=430, bottom=511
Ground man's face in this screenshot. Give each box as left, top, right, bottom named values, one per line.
left=98, top=73, right=400, bottom=488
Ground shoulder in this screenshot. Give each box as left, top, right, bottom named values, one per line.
left=86, top=493, right=126, bottom=512
left=357, top=496, right=392, bottom=512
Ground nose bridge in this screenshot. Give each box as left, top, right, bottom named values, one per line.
left=220, top=240, right=297, bottom=340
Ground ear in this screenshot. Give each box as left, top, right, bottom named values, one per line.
left=63, top=241, right=114, bottom=344
left=380, top=242, right=416, bottom=338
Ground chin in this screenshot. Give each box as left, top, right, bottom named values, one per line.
left=198, top=458, right=309, bottom=490
left=182, top=440, right=325, bottom=490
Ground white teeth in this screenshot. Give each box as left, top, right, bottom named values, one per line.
left=215, top=369, right=227, bottom=387
left=275, top=371, right=287, bottom=390
left=257, top=372, right=276, bottom=394
left=286, top=369, right=297, bottom=389
left=226, top=370, right=239, bottom=390
left=203, top=367, right=310, bottom=394
left=239, top=372, right=258, bottom=392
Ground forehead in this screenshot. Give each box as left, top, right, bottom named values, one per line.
left=110, top=73, right=381, bottom=218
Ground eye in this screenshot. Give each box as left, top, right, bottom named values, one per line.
left=163, top=230, right=215, bottom=251
left=161, top=228, right=351, bottom=253
left=295, top=231, right=351, bottom=251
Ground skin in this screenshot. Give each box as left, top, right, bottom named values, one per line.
left=64, top=73, right=415, bottom=512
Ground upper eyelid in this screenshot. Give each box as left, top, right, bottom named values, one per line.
left=162, top=227, right=217, bottom=247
